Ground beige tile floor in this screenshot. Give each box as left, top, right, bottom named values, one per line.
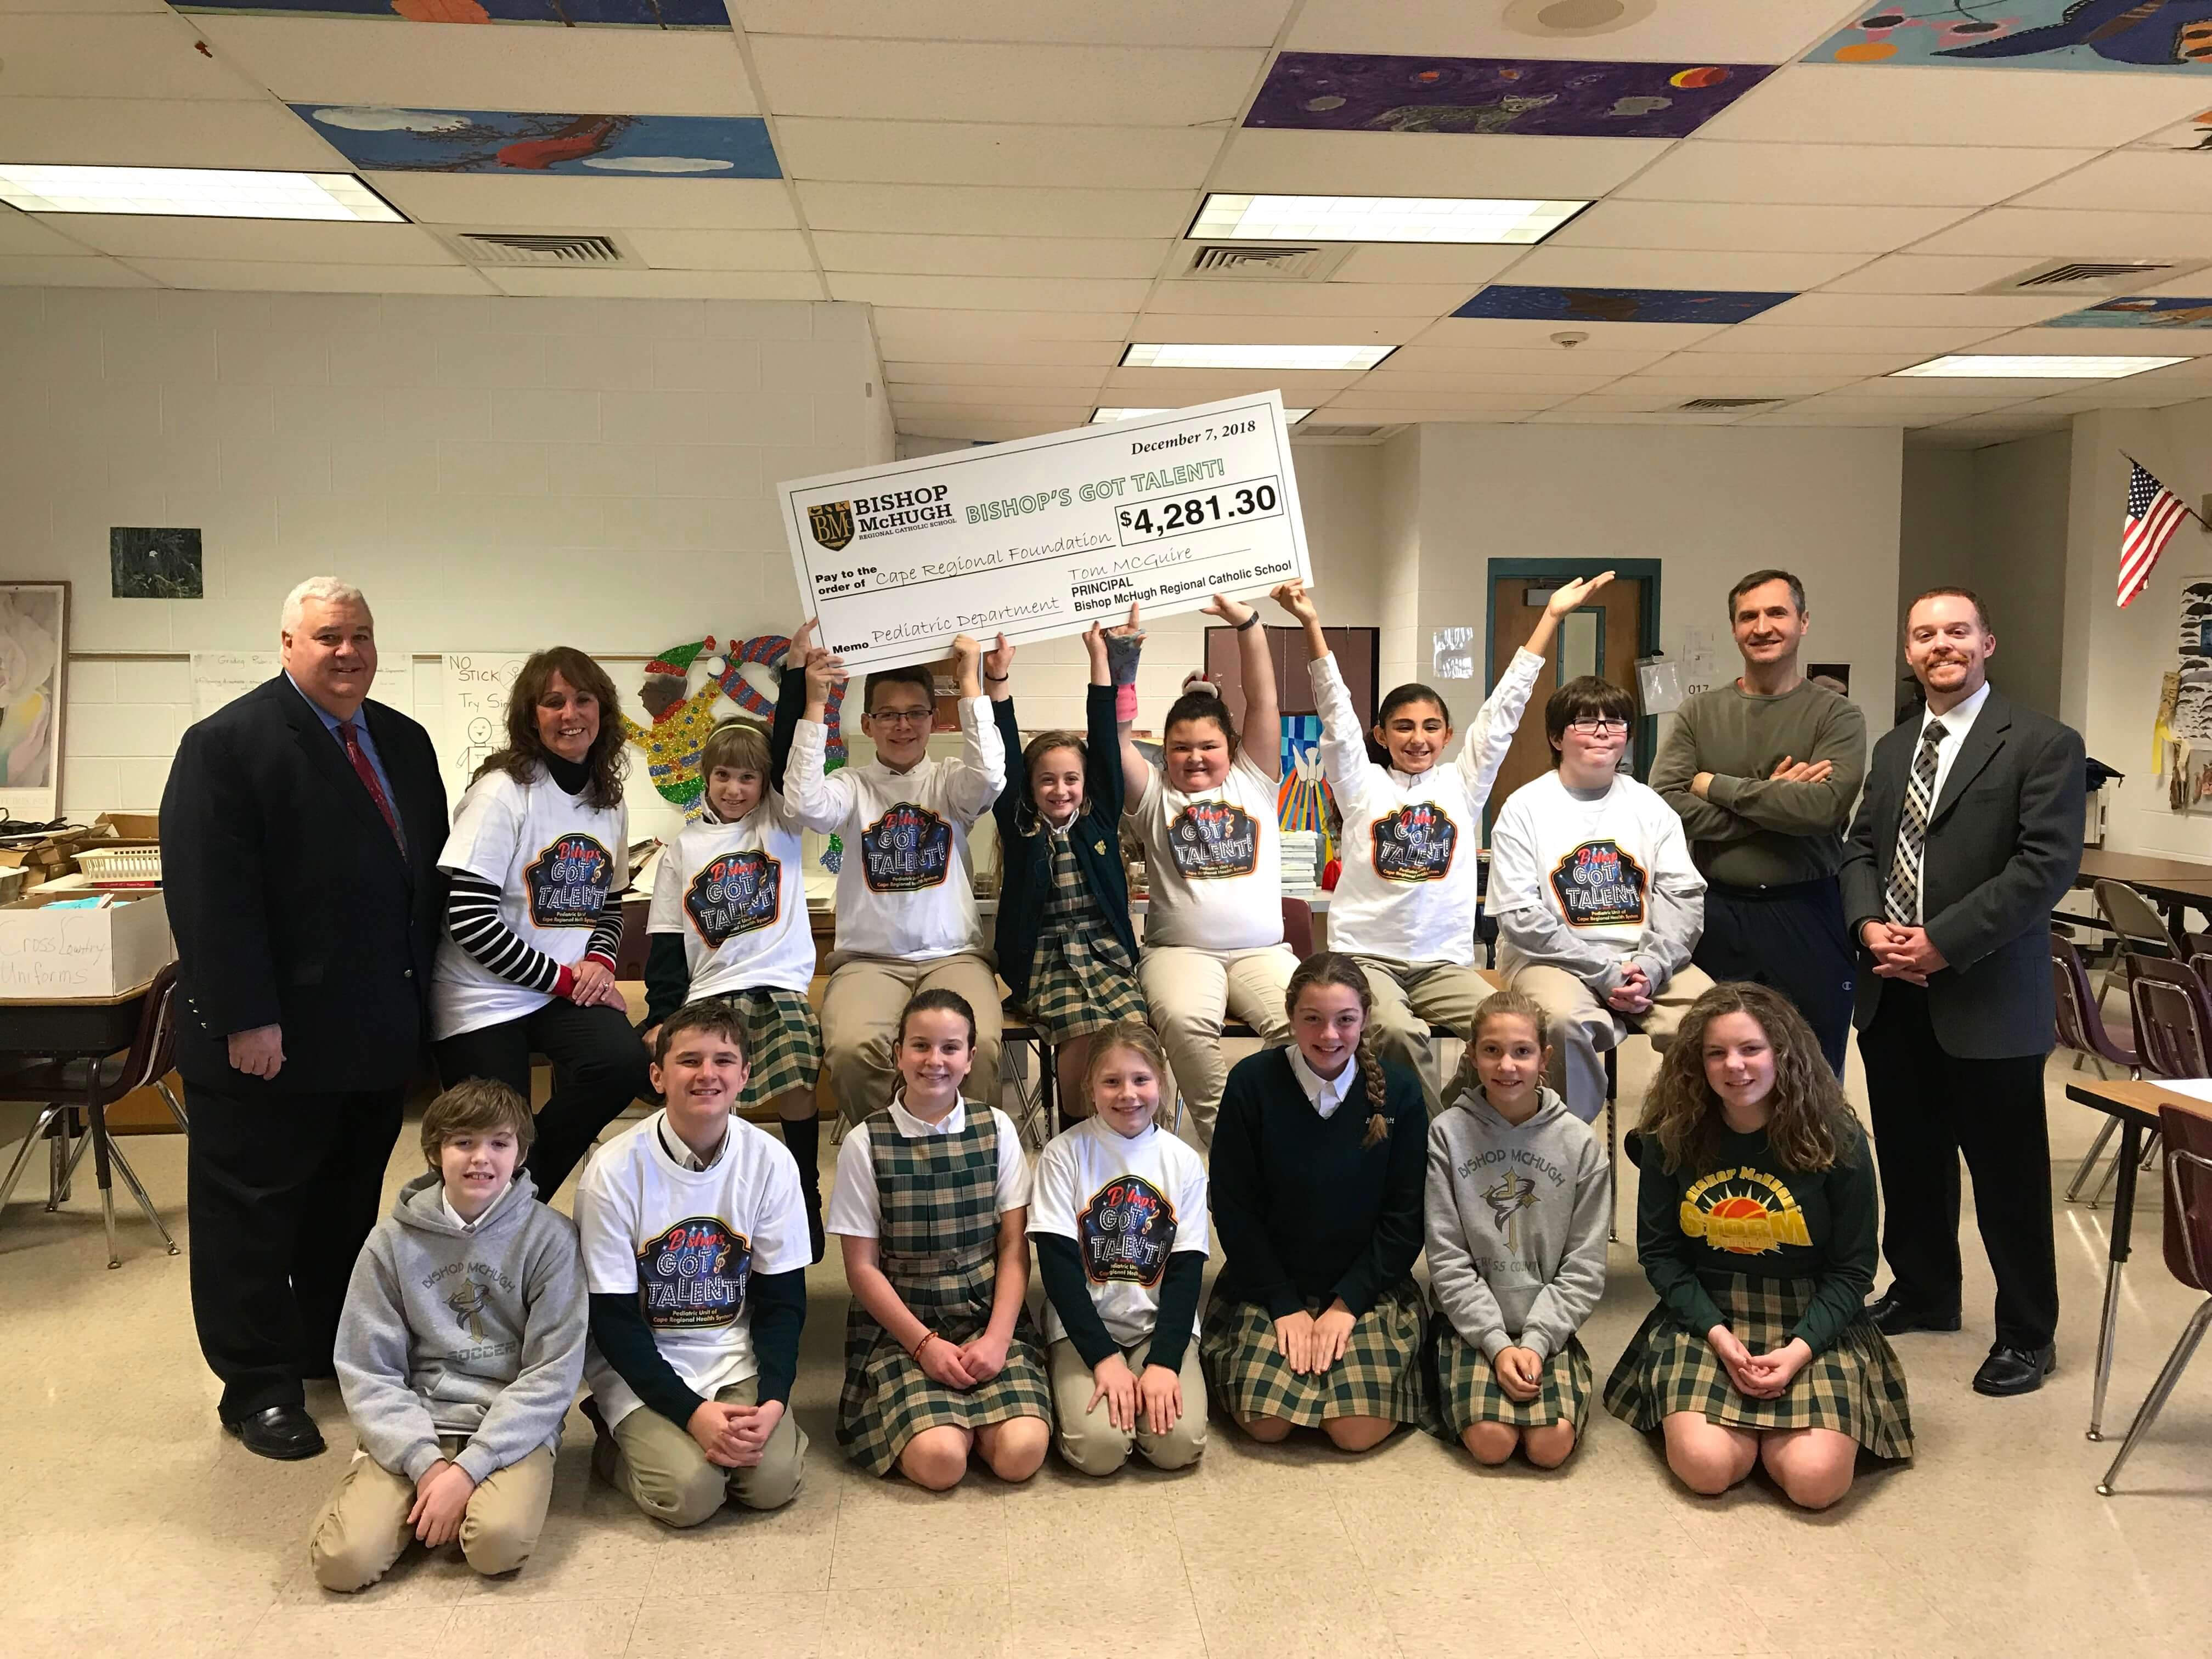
left=2, top=1043, right=2207, bottom=1659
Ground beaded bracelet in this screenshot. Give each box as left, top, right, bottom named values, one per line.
left=910, top=1329, right=938, bottom=1361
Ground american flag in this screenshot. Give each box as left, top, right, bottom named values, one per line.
left=2120, top=460, right=2189, bottom=608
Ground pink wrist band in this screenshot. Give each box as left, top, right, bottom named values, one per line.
left=1114, top=683, right=1138, bottom=722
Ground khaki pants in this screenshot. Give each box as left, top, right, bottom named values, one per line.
left=603, top=1376, right=807, bottom=1528
left=821, top=950, right=1003, bottom=1130
left=1502, top=955, right=1715, bottom=1124
left=308, top=1437, right=555, bottom=1592
left=1355, top=957, right=1495, bottom=1117
left=1137, top=943, right=1296, bottom=1148
left=1048, top=1338, right=1208, bottom=1476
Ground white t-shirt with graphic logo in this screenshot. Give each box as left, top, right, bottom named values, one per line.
left=574, top=1109, right=810, bottom=1430
left=784, top=698, right=1002, bottom=962
left=1029, top=1115, right=1210, bottom=1350
left=1128, top=748, right=1283, bottom=952
left=1488, top=769, right=1703, bottom=964
left=432, top=766, right=628, bottom=1041
left=647, top=793, right=816, bottom=998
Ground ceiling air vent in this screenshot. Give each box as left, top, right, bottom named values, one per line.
left=1183, top=243, right=1351, bottom=281
left=444, top=231, right=632, bottom=267
left=1676, top=397, right=1780, bottom=411
left=1976, top=257, right=2207, bottom=294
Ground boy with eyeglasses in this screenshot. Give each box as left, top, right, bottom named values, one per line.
left=1488, top=676, right=1711, bottom=1122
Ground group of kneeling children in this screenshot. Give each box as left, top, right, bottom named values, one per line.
left=307, top=578, right=1915, bottom=1592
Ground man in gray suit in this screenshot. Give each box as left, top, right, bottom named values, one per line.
left=1841, top=588, right=2084, bottom=1396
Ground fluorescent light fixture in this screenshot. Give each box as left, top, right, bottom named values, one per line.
left=1093, top=407, right=1311, bottom=424
left=1892, top=353, right=2185, bottom=379
left=1192, top=192, right=1587, bottom=245
left=1122, top=343, right=1397, bottom=372
left=0, top=165, right=403, bottom=222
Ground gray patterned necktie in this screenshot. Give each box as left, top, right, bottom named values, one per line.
left=1884, top=719, right=1947, bottom=926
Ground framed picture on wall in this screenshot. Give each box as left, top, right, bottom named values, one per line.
left=0, top=581, right=66, bottom=827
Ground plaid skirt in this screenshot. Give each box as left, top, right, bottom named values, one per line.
left=1429, top=1325, right=1593, bottom=1440
left=1024, top=921, right=1146, bottom=1043
left=836, top=1302, right=1053, bottom=1479
left=1199, top=1278, right=1429, bottom=1429
left=712, top=987, right=821, bottom=1111
left=1602, top=1273, right=1914, bottom=1461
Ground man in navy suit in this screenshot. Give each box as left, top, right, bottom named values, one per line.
left=1840, top=588, right=2084, bottom=1397
left=163, top=578, right=449, bottom=1458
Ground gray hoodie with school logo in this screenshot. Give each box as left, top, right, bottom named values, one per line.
left=1425, top=1084, right=1609, bottom=1362
left=334, top=1170, right=587, bottom=1485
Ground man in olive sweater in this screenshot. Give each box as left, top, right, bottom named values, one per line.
left=1650, top=570, right=1867, bottom=1073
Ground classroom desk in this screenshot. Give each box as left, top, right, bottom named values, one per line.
left=0, top=978, right=165, bottom=1268
left=2063, top=1075, right=2212, bottom=1440
left=2075, top=849, right=2212, bottom=933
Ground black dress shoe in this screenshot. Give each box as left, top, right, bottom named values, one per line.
left=1866, top=1288, right=1962, bottom=1336
left=1972, top=1343, right=2057, bottom=1397
left=224, top=1404, right=326, bottom=1461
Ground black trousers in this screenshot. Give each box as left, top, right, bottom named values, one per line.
left=184, top=1074, right=404, bottom=1422
left=434, top=998, right=654, bottom=1199
left=1858, top=979, right=2059, bottom=1350
left=1692, top=876, right=1854, bottom=1076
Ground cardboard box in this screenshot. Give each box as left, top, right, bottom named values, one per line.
left=0, top=826, right=96, bottom=890
left=93, top=812, right=160, bottom=842
left=0, top=889, right=174, bottom=1000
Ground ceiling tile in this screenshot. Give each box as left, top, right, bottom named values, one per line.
left=33, top=215, right=460, bottom=265
left=1970, top=325, right=2212, bottom=358
left=1612, top=139, right=2101, bottom=206
left=1354, top=369, right=1616, bottom=393
left=872, top=337, right=1125, bottom=366
left=0, top=95, right=349, bottom=169
left=1330, top=245, right=1523, bottom=285
left=370, top=175, right=799, bottom=231
left=0, top=10, right=269, bottom=99
left=195, top=15, right=758, bottom=114
left=1411, top=316, right=1726, bottom=351
left=884, top=361, right=1110, bottom=388
left=1131, top=313, right=1426, bottom=345
left=1098, top=368, right=1364, bottom=397
left=732, top=0, right=1294, bottom=46
left=0, top=211, right=93, bottom=258
left=622, top=229, right=814, bottom=270
left=1697, top=64, right=2212, bottom=150
left=814, top=233, right=1170, bottom=279
left=872, top=307, right=1134, bottom=341
left=900, top=415, right=1079, bottom=440
left=794, top=182, right=1191, bottom=239
left=1909, top=208, right=2212, bottom=261
left=1323, top=387, right=1568, bottom=412
left=120, top=259, right=490, bottom=294
left=890, top=399, right=1092, bottom=421
left=1499, top=245, right=1864, bottom=289
left=2010, top=151, right=2212, bottom=213
left=1145, top=280, right=1475, bottom=318
left=1618, top=371, right=1862, bottom=396
left=825, top=274, right=1154, bottom=312
left=1379, top=342, right=1676, bottom=375
left=1661, top=348, right=1930, bottom=375
left=1551, top=200, right=1970, bottom=255
left=772, top=119, right=1224, bottom=189
left=750, top=38, right=1263, bottom=126
left=1736, top=405, right=1911, bottom=426
left=888, top=382, right=1110, bottom=407
left=1212, top=129, right=1668, bottom=199
left=1682, top=323, right=2009, bottom=353
left=0, top=253, right=154, bottom=287
left=1818, top=253, right=2042, bottom=295
left=1544, top=392, right=1716, bottom=415
left=1741, top=292, right=2078, bottom=328
left=1284, top=0, right=1854, bottom=61
left=1529, top=410, right=1751, bottom=425
left=481, top=268, right=826, bottom=300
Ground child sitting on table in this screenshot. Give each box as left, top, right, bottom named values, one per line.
left=309, top=1079, right=584, bottom=1590
left=643, top=716, right=827, bottom=1257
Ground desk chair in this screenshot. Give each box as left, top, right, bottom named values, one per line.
left=2054, top=932, right=2143, bottom=1206
left=2096, top=881, right=2177, bottom=1015
left=2097, top=1102, right=2212, bottom=1496
left=0, top=961, right=186, bottom=1268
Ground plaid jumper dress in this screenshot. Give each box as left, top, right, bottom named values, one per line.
left=1020, top=827, right=1147, bottom=1043
left=835, top=1107, right=1052, bottom=1476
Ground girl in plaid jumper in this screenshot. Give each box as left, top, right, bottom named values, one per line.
left=1604, top=982, right=1912, bottom=1509
left=826, top=988, right=1052, bottom=1488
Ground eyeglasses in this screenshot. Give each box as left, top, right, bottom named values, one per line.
left=1567, top=716, right=1627, bottom=736
left=868, top=708, right=933, bottom=726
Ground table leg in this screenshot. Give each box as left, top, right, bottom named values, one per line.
left=87, top=1074, right=117, bottom=1271
left=2089, top=1118, right=2143, bottom=1442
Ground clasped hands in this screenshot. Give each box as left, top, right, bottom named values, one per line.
left=912, top=1327, right=1011, bottom=1392
left=686, top=1396, right=787, bottom=1469
left=1273, top=1300, right=1357, bottom=1375
left=1861, top=919, right=1945, bottom=985
left=1707, top=1325, right=1812, bottom=1400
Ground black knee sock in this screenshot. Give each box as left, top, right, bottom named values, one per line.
left=780, top=1114, right=821, bottom=1190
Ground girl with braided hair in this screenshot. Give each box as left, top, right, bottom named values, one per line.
left=1199, top=952, right=1427, bottom=1450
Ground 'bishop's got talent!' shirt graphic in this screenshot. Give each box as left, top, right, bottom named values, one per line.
left=1166, top=800, right=1259, bottom=881
left=1370, top=802, right=1459, bottom=884
left=636, top=1215, right=753, bottom=1329
left=524, top=832, right=614, bottom=928
left=684, top=849, right=781, bottom=946
left=1548, top=839, right=1649, bottom=929
left=1079, top=1175, right=1177, bottom=1287
left=860, top=803, right=953, bottom=893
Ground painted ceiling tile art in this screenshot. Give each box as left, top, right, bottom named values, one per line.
left=2048, top=295, right=2212, bottom=326
left=296, top=107, right=780, bottom=175
left=1810, top=2, right=2212, bottom=71
left=1453, top=286, right=1796, bottom=324
left=176, top=0, right=731, bottom=24
left=1243, top=52, right=1775, bottom=139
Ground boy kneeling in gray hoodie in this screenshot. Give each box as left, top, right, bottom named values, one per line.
left=309, top=1079, right=586, bottom=1592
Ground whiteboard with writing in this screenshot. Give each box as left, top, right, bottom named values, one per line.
left=441, top=651, right=529, bottom=800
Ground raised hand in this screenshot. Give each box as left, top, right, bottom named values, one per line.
left=983, top=631, right=1015, bottom=683
left=1202, top=592, right=1254, bottom=628
left=803, top=647, right=848, bottom=709
left=1544, top=571, right=1616, bottom=619
left=1271, top=580, right=1318, bottom=627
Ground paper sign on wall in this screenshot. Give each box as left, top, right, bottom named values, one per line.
left=441, top=651, right=528, bottom=799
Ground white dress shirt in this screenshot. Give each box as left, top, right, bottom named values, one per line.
left=1285, top=1047, right=1358, bottom=1120
left=1909, top=680, right=1991, bottom=925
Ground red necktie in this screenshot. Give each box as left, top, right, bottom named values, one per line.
left=338, top=720, right=405, bottom=854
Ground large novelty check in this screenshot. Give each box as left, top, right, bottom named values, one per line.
left=777, top=393, right=1312, bottom=670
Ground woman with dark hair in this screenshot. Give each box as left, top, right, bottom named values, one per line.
left=1273, top=573, right=1611, bottom=1114
left=432, top=646, right=654, bottom=1199
left=1604, top=981, right=1912, bottom=1509
left=1200, top=951, right=1427, bottom=1452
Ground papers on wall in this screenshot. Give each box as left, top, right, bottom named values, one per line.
left=439, top=650, right=528, bottom=801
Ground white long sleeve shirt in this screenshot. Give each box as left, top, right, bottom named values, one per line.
left=784, top=696, right=1003, bottom=961
left=1311, top=646, right=1542, bottom=965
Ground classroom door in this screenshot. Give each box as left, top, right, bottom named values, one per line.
left=1487, top=573, right=1646, bottom=811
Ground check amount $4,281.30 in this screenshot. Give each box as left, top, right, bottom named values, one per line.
left=1115, top=478, right=1281, bottom=544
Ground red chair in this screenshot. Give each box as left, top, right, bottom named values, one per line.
left=2097, top=1101, right=2212, bottom=1495
left=1282, top=895, right=1315, bottom=960
left=2056, top=932, right=2141, bottom=1204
